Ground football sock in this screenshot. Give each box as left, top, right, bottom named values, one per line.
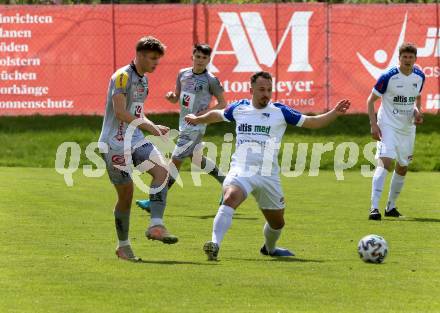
left=371, top=166, right=388, bottom=209
left=167, top=177, right=176, bottom=189
left=118, top=239, right=130, bottom=247
left=150, top=218, right=163, bottom=226
left=263, top=223, right=282, bottom=254
left=386, top=171, right=405, bottom=211
left=212, top=205, right=235, bottom=246
left=149, top=184, right=168, bottom=221
left=201, top=156, right=225, bottom=184
left=114, top=209, right=130, bottom=242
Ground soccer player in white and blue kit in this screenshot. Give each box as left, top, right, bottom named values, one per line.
left=185, top=72, right=351, bottom=260
left=368, top=43, right=425, bottom=220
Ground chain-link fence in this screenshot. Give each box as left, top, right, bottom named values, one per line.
left=0, top=3, right=439, bottom=115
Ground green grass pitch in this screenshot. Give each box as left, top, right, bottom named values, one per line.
left=1, top=167, right=439, bottom=313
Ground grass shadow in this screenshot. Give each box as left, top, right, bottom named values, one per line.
left=384, top=217, right=440, bottom=223
left=135, top=260, right=217, bottom=266
left=228, top=257, right=324, bottom=263
left=177, top=214, right=258, bottom=221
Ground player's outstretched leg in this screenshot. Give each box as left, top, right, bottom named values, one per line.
left=260, top=211, right=294, bottom=257
left=145, top=183, right=178, bottom=244
left=136, top=158, right=182, bottom=213
left=204, top=185, right=245, bottom=261
left=203, top=204, right=234, bottom=260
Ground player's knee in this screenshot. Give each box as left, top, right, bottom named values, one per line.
left=151, top=166, right=169, bottom=185
left=379, top=157, right=393, bottom=172
left=116, top=194, right=132, bottom=210
left=382, top=162, right=393, bottom=172
left=223, top=190, right=241, bottom=207
left=268, top=219, right=285, bottom=230
left=118, top=191, right=132, bottom=206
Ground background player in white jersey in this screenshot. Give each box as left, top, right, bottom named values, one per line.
left=368, top=43, right=425, bottom=220
left=185, top=71, right=350, bottom=261
left=99, top=36, right=178, bottom=262
left=136, top=44, right=226, bottom=211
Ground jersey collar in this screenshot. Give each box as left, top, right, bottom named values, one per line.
left=192, top=68, right=207, bottom=75
left=130, top=61, right=144, bottom=78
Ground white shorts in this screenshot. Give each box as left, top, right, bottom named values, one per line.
left=376, top=124, right=415, bottom=167
left=223, top=173, right=285, bottom=210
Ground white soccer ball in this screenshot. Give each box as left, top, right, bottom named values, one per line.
left=357, top=234, right=388, bottom=263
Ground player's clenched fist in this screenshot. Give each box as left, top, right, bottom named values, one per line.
left=184, top=114, right=199, bottom=126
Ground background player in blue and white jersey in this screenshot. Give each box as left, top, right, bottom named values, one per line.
left=136, top=44, right=226, bottom=211
left=99, top=36, right=178, bottom=262
left=367, top=43, right=425, bottom=220
left=185, top=71, right=351, bottom=261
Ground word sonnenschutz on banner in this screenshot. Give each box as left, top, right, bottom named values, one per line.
left=0, top=4, right=438, bottom=116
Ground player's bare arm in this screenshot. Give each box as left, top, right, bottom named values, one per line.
left=113, top=93, right=169, bottom=136
left=367, top=92, right=382, bottom=140
left=414, top=95, right=423, bottom=125
left=301, top=99, right=351, bottom=129
left=185, top=109, right=224, bottom=125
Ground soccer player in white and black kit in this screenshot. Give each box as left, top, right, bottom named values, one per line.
left=136, top=44, right=226, bottom=210
left=368, top=43, right=425, bottom=221
left=99, top=36, right=178, bottom=262
left=185, top=71, right=351, bottom=260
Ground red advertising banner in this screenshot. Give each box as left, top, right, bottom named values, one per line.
left=0, top=6, right=113, bottom=115
left=330, top=4, right=440, bottom=113
left=0, top=4, right=438, bottom=116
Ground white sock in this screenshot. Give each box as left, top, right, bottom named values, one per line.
left=150, top=218, right=163, bottom=227
left=212, top=205, right=235, bottom=247
left=118, top=239, right=130, bottom=247
left=371, top=166, right=388, bottom=209
left=263, top=223, right=282, bottom=253
left=387, top=171, right=405, bottom=211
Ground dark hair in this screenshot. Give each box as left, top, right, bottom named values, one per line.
left=250, top=71, right=273, bottom=85
left=193, top=43, right=212, bottom=56
left=136, top=36, right=166, bottom=55
left=399, top=43, right=417, bottom=57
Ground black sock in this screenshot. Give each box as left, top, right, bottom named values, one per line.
left=114, top=209, right=130, bottom=241
left=201, top=156, right=225, bottom=184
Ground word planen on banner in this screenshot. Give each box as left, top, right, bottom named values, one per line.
left=0, top=4, right=438, bottom=116
left=0, top=6, right=113, bottom=115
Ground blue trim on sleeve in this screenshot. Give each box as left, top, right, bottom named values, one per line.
left=374, top=67, right=399, bottom=95
left=413, top=67, right=426, bottom=93
left=223, top=99, right=250, bottom=122
left=273, top=102, right=303, bottom=126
